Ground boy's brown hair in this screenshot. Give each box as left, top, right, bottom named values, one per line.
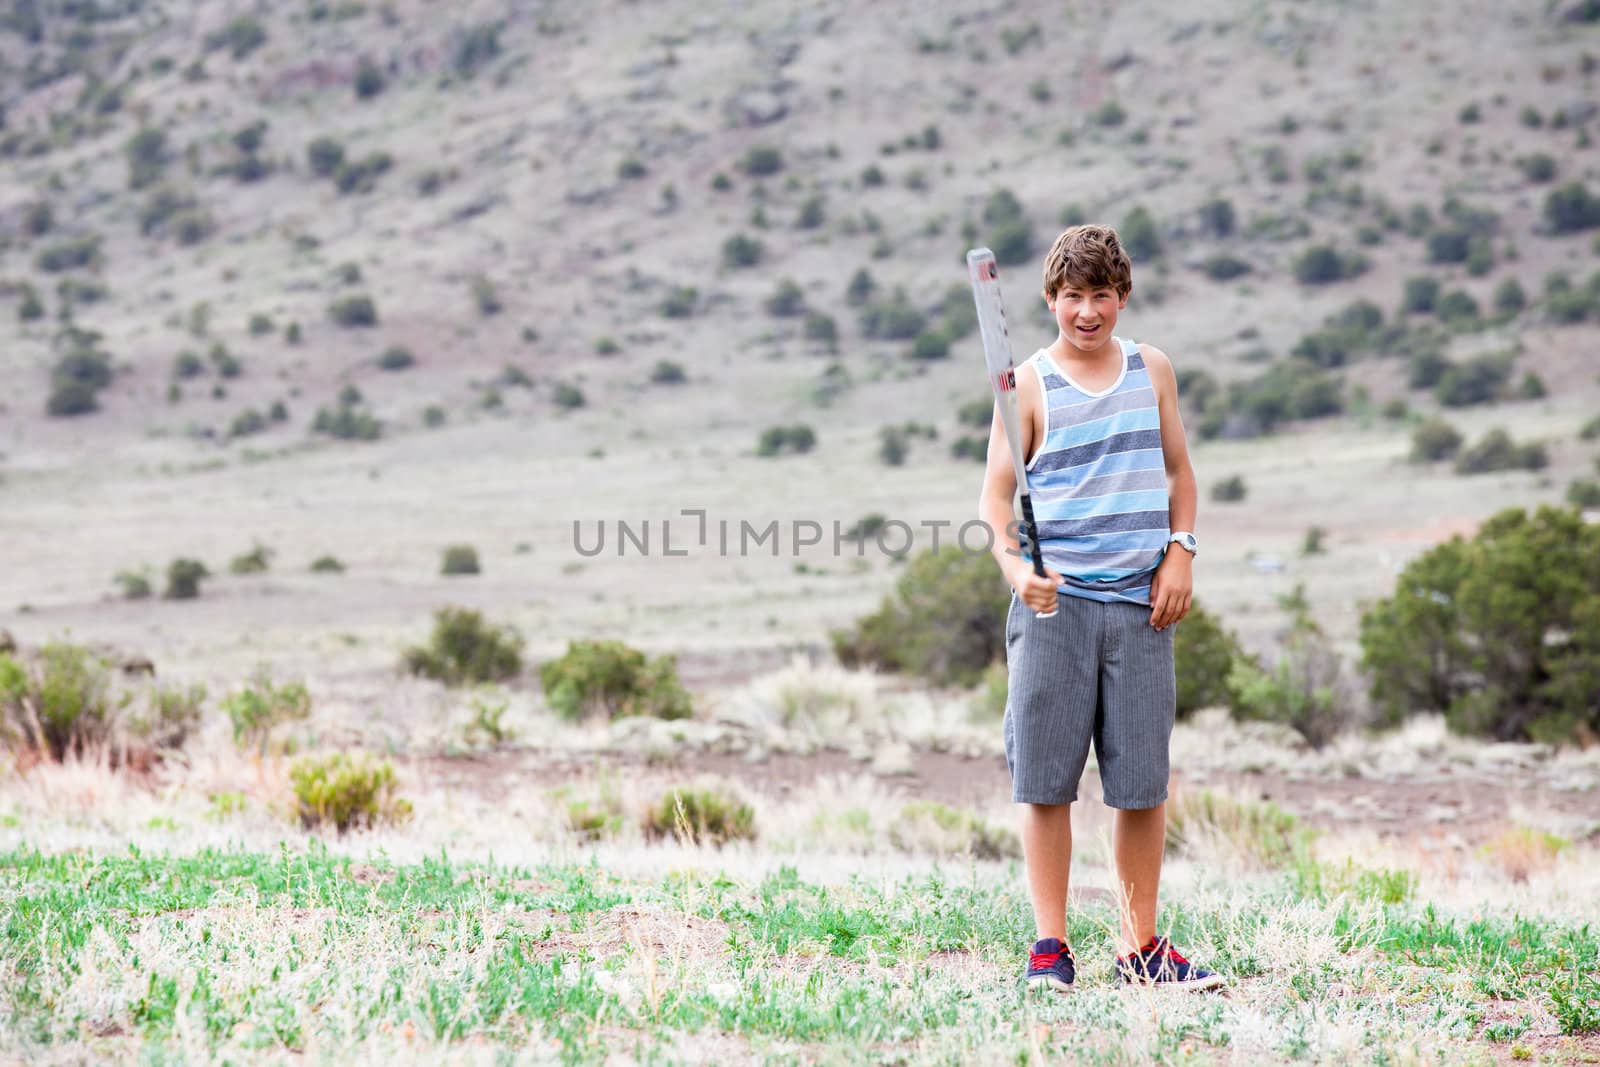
left=1041, top=225, right=1133, bottom=299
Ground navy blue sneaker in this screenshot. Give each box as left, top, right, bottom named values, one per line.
left=1025, top=937, right=1076, bottom=992
left=1116, top=936, right=1225, bottom=991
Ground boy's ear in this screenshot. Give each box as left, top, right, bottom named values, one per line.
left=1119, top=286, right=1132, bottom=308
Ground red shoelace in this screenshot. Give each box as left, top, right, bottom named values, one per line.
left=1125, top=936, right=1189, bottom=965
left=1029, top=947, right=1073, bottom=970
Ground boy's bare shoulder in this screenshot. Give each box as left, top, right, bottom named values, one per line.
left=1136, top=342, right=1178, bottom=394
left=1135, top=342, right=1175, bottom=373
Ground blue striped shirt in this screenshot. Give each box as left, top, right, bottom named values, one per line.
left=1022, top=337, right=1169, bottom=605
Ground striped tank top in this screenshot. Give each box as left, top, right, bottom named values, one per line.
left=1022, top=336, right=1170, bottom=606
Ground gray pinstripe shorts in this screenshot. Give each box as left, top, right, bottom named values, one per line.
left=1002, top=590, right=1177, bottom=809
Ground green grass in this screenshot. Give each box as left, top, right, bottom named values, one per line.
left=3, top=844, right=1595, bottom=1062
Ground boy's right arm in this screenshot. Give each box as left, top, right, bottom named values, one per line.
left=977, top=367, right=1063, bottom=614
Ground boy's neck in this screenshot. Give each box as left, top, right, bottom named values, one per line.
left=1047, top=333, right=1119, bottom=365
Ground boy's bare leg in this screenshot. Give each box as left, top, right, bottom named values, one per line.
left=1113, top=802, right=1166, bottom=953
left=1020, top=802, right=1073, bottom=940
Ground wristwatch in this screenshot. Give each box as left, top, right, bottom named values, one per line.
left=1168, top=531, right=1198, bottom=556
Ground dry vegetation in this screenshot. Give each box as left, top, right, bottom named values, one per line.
left=1, top=0, right=1599, bottom=1062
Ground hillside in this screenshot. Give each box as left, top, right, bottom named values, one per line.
left=2, top=0, right=1599, bottom=680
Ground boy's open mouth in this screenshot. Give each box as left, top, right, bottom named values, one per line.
left=1075, top=324, right=1101, bottom=336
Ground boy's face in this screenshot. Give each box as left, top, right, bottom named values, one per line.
left=1045, top=280, right=1129, bottom=353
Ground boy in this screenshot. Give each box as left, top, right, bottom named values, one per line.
left=977, top=224, right=1221, bottom=992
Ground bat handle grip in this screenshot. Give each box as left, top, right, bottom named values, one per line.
left=1019, top=493, right=1057, bottom=618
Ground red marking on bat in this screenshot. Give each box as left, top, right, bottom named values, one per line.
left=980, top=261, right=998, bottom=281
left=994, top=369, right=1015, bottom=392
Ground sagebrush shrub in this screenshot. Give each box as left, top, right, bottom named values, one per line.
left=401, top=607, right=524, bottom=686
left=290, top=752, right=412, bottom=833
left=1227, top=588, right=1359, bottom=749
left=642, top=781, right=754, bottom=846
left=221, top=671, right=311, bottom=754
left=539, top=639, right=691, bottom=722
left=164, top=558, right=208, bottom=599
left=1174, top=602, right=1250, bottom=718
left=439, top=544, right=480, bottom=576
left=888, top=800, right=1019, bottom=860
left=0, top=643, right=118, bottom=761
left=831, top=545, right=1005, bottom=687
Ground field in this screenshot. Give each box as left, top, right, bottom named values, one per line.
left=3, top=0, right=1600, bottom=1062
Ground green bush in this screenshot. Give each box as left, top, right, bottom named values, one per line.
left=312, top=400, right=381, bottom=441
left=401, top=606, right=524, bottom=686
left=125, top=127, right=167, bottom=189
left=739, top=145, right=783, bottom=177
left=1360, top=506, right=1600, bottom=741
left=1202, top=254, right=1251, bottom=281
left=908, top=329, right=950, bottom=360
left=552, top=382, right=585, bottom=409
left=1580, top=414, right=1600, bottom=441
left=721, top=233, right=763, bottom=269
left=46, top=380, right=98, bottom=417
left=1410, top=418, right=1463, bottom=462
left=803, top=311, right=838, bottom=350
left=1227, top=588, right=1356, bottom=749
left=846, top=268, right=877, bottom=306
left=453, top=21, right=502, bottom=78
left=888, top=800, right=1019, bottom=860
left=650, top=360, right=686, bottom=385
left=205, top=14, right=267, bottom=59
left=1401, top=275, right=1440, bottom=314
left=1198, top=197, right=1236, bottom=238
left=540, top=639, right=691, bottom=722
left=377, top=345, right=414, bottom=371
left=470, top=273, right=501, bottom=316
left=830, top=545, right=1005, bottom=687
left=755, top=423, right=816, bottom=456
left=328, top=294, right=378, bottom=327
left=1120, top=206, right=1161, bottom=260
left=660, top=286, right=697, bottom=318
left=128, top=682, right=206, bottom=756
left=307, top=136, right=345, bottom=177
left=1436, top=289, right=1481, bottom=327
left=796, top=194, right=825, bottom=229
left=1435, top=353, right=1510, bottom=406
left=17, top=284, right=44, bottom=322
left=1174, top=602, right=1250, bottom=718
left=1494, top=279, right=1527, bottom=317
left=115, top=570, right=152, bottom=599
left=35, top=234, right=101, bottom=272
left=310, top=555, right=345, bottom=573
left=221, top=671, right=310, bottom=754
left=1543, top=181, right=1600, bottom=234
left=859, top=289, right=926, bottom=340
left=1211, top=475, right=1247, bottom=502
left=643, top=782, right=754, bottom=846
left=1292, top=244, right=1365, bottom=284
left=290, top=752, right=412, bottom=833
left=172, top=210, right=216, bottom=246
left=1094, top=99, right=1127, bottom=126
left=1454, top=429, right=1547, bottom=474
left=764, top=278, right=805, bottom=317
left=352, top=57, right=386, bottom=98
left=164, top=558, right=208, bottom=599
left=332, top=152, right=392, bottom=194
left=0, top=643, right=118, bottom=761
left=1567, top=480, right=1600, bottom=508
left=440, top=544, right=480, bottom=576
left=229, top=543, right=272, bottom=574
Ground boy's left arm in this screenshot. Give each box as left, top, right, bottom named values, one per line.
left=1140, top=345, right=1198, bottom=631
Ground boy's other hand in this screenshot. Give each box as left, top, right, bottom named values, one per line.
left=1149, top=549, right=1193, bottom=630
left=1008, top=560, right=1063, bottom=615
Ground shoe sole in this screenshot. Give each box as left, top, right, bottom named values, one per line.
left=1121, top=973, right=1226, bottom=992
left=1026, top=973, right=1075, bottom=993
